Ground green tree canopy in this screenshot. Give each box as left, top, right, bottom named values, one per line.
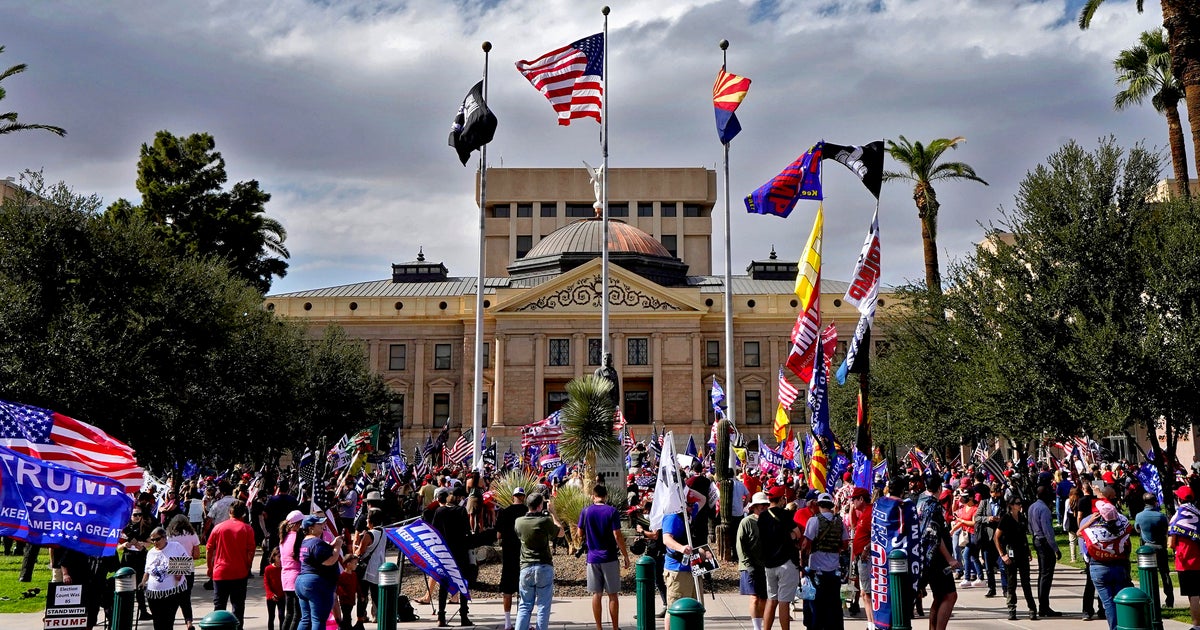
left=108, top=131, right=288, bottom=293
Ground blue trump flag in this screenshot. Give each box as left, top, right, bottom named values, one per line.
left=0, top=445, right=133, bottom=557
left=852, top=446, right=872, bottom=490
left=386, top=520, right=471, bottom=599
left=745, top=142, right=824, bottom=218
left=1138, top=462, right=1164, bottom=505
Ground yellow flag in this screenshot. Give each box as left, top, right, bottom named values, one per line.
left=808, top=436, right=828, bottom=492
left=773, top=403, right=790, bottom=443
left=794, top=204, right=824, bottom=310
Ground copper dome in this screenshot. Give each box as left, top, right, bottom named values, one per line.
left=524, top=219, right=673, bottom=259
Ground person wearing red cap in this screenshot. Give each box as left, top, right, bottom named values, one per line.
left=758, top=485, right=800, bottom=630
left=1168, top=485, right=1200, bottom=629
left=848, top=487, right=874, bottom=628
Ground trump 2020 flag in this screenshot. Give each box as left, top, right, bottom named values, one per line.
left=648, top=431, right=685, bottom=530
left=449, top=80, right=497, bottom=166
left=745, top=142, right=823, bottom=218
left=386, top=520, right=471, bottom=599
left=713, top=66, right=750, bottom=144
left=822, top=141, right=885, bottom=199
left=710, top=377, right=726, bottom=418
left=516, top=33, right=603, bottom=125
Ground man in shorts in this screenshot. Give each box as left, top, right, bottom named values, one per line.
left=849, top=487, right=874, bottom=627
left=758, top=485, right=801, bottom=630
left=495, top=488, right=529, bottom=630
left=801, top=492, right=849, bottom=630
left=738, top=492, right=771, bottom=630
left=578, top=484, right=631, bottom=630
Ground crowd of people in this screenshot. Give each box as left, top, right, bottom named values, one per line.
left=11, top=440, right=1200, bottom=630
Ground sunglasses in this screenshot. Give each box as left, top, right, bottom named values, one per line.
left=131, top=513, right=143, bottom=517
left=149, top=537, right=162, bottom=542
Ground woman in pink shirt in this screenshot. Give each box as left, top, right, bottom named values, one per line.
left=278, top=511, right=305, bottom=630
left=955, top=494, right=982, bottom=586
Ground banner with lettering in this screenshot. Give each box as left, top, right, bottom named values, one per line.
left=385, top=520, right=470, bottom=599
left=0, top=445, right=133, bottom=557
left=870, top=496, right=921, bottom=630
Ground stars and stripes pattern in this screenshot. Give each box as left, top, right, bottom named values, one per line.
left=521, top=410, right=563, bottom=448
left=445, top=429, right=473, bottom=465
left=0, top=399, right=143, bottom=492
left=516, top=33, right=604, bottom=126
left=778, top=368, right=799, bottom=409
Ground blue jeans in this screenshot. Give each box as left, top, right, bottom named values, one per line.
left=962, top=542, right=981, bottom=581
left=295, top=574, right=335, bottom=630
left=1090, top=563, right=1131, bottom=630
left=515, top=564, right=554, bottom=630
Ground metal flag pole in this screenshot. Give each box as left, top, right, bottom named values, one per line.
left=472, top=41, right=491, bottom=472
left=720, top=40, right=736, bottom=428
left=600, top=6, right=611, bottom=362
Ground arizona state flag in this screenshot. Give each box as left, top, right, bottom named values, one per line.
left=808, top=434, right=829, bottom=492
left=449, top=80, right=498, bottom=165
left=713, top=66, right=751, bottom=144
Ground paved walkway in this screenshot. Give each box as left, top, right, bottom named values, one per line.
left=3, top=559, right=1191, bottom=629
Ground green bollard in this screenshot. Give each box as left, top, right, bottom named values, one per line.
left=1137, top=545, right=1164, bottom=630
left=377, top=561, right=398, bottom=630
left=887, top=549, right=911, bottom=630
left=636, top=555, right=657, bottom=630
left=1115, top=587, right=1152, bottom=630
left=667, top=597, right=704, bottom=630
left=197, top=610, right=240, bottom=630
left=110, top=567, right=135, bottom=630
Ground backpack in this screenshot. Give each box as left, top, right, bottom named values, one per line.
left=813, top=514, right=844, bottom=553
left=396, top=594, right=419, bottom=622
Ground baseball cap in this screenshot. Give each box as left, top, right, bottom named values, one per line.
left=851, top=487, right=870, bottom=500
left=748, top=492, right=771, bottom=508
left=512, top=487, right=527, bottom=496
left=816, top=493, right=834, bottom=506
left=1097, top=501, right=1119, bottom=522
left=301, top=514, right=327, bottom=528
left=1177, top=486, right=1195, bottom=503
left=285, top=510, right=305, bottom=524
left=767, top=485, right=787, bottom=500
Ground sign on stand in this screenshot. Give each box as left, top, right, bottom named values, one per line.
left=43, top=582, right=86, bottom=629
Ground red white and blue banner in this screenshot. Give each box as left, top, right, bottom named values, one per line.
left=0, top=445, right=133, bottom=557
left=385, top=520, right=470, bottom=599
left=870, top=496, right=921, bottom=630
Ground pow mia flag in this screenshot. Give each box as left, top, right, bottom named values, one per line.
left=823, top=141, right=885, bottom=199
left=449, top=80, right=498, bottom=166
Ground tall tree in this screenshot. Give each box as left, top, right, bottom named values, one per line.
left=1082, top=0, right=1200, bottom=196
left=1114, top=29, right=1190, bottom=196
left=108, top=131, right=288, bottom=293
left=883, top=135, right=988, bottom=297
left=0, top=46, right=65, bottom=137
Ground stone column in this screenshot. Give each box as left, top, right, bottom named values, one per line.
left=651, top=332, right=664, bottom=425
left=690, top=333, right=702, bottom=423
left=414, top=342, right=427, bottom=428
left=534, top=333, right=546, bottom=421
left=769, top=335, right=782, bottom=409
left=494, top=334, right=506, bottom=426
left=573, top=332, right=586, bottom=379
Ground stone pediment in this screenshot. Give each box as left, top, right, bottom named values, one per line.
left=494, top=260, right=702, bottom=313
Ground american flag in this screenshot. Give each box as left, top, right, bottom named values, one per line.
left=0, top=400, right=143, bottom=492
left=521, top=410, right=563, bottom=448
left=778, top=368, right=799, bottom=409
left=622, top=427, right=635, bottom=452
left=502, top=450, right=516, bottom=471
left=412, top=445, right=428, bottom=480
left=445, top=429, right=473, bottom=465
left=515, top=33, right=603, bottom=126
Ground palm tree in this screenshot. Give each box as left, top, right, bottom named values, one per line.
left=0, top=46, right=66, bottom=137
left=559, top=375, right=621, bottom=491
left=1082, top=0, right=1200, bottom=193
left=883, top=136, right=988, bottom=296
left=1115, top=29, right=1190, bottom=197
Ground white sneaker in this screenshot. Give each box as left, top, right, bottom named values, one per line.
left=959, top=579, right=970, bottom=587
left=971, top=579, right=984, bottom=587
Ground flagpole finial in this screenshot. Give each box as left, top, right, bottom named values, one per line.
left=482, top=41, right=492, bottom=53
left=719, top=39, right=729, bottom=50
left=602, top=5, right=610, bottom=16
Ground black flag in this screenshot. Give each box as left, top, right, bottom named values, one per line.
left=449, top=80, right=498, bottom=166
left=823, top=141, right=885, bottom=199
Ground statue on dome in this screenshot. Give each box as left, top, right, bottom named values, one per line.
left=583, top=160, right=604, bottom=216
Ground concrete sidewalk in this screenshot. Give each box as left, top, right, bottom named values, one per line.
left=3, top=561, right=1191, bottom=630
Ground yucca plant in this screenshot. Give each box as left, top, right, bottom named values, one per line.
left=490, top=469, right=540, bottom=509
left=559, top=375, right=621, bottom=491
left=549, top=483, right=589, bottom=553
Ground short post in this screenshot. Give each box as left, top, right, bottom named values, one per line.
left=636, top=555, right=656, bottom=630
left=197, top=610, right=240, bottom=630
left=110, top=567, right=135, bottom=630
left=667, top=597, right=704, bottom=630
left=377, top=562, right=399, bottom=630
left=887, top=549, right=911, bottom=630
left=1137, top=546, right=1163, bottom=630
left=1114, top=587, right=1152, bottom=630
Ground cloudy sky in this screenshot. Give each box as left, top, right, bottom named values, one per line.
left=0, top=0, right=1166, bottom=295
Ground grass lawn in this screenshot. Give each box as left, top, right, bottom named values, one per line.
left=0, top=547, right=53, bottom=614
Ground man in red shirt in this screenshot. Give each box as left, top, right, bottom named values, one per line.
left=849, top=488, right=874, bottom=628
left=207, top=502, right=256, bottom=629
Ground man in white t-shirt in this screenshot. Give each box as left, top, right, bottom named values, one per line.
left=801, top=493, right=849, bottom=630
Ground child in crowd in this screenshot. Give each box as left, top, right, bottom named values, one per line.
left=336, top=555, right=360, bottom=630
left=263, top=548, right=283, bottom=630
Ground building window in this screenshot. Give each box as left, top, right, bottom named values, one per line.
left=388, top=394, right=405, bottom=426
left=517, top=204, right=532, bottom=217
left=434, top=343, right=452, bottom=370
left=662, top=234, right=677, bottom=257
left=744, top=341, right=760, bottom=367
left=745, top=390, right=763, bottom=425
left=547, top=391, right=569, bottom=414
left=540, top=203, right=557, bottom=217
left=433, top=393, right=450, bottom=425
left=588, top=338, right=602, bottom=365
left=482, top=342, right=490, bottom=369
left=388, top=344, right=407, bottom=370
left=627, top=338, right=649, bottom=365
left=549, top=338, right=571, bottom=366
left=516, top=235, right=533, bottom=258
left=481, top=392, right=489, bottom=426
left=661, top=204, right=677, bottom=217
left=705, top=340, right=720, bottom=367
left=609, top=203, right=628, bottom=217
left=566, top=204, right=594, bottom=218
left=638, top=203, right=654, bottom=217
left=491, top=205, right=509, bottom=218
left=683, top=204, right=703, bottom=217
left=624, top=391, right=651, bottom=425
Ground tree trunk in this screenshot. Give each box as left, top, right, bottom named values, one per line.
left=915, top=184, right=942, bottom=296
left=585, top=451, right=597, bottom=493
left=1163, top=0, right=1200, bottom=188
left=1165, top=104, right=1191, bottom=197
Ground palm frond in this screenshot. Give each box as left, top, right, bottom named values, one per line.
left=929, top=161, right=988, bottom=185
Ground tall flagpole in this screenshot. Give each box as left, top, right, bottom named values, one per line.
left=600, top=6, right=611, bottom=363
left=715, top=38, right=737, bottom=563
left=720, top=40, right=736, bottom=428
left=472, top=41, right=491, bottom=471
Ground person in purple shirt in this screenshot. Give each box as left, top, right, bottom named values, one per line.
left=578, top=484, right=631, bottom=630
